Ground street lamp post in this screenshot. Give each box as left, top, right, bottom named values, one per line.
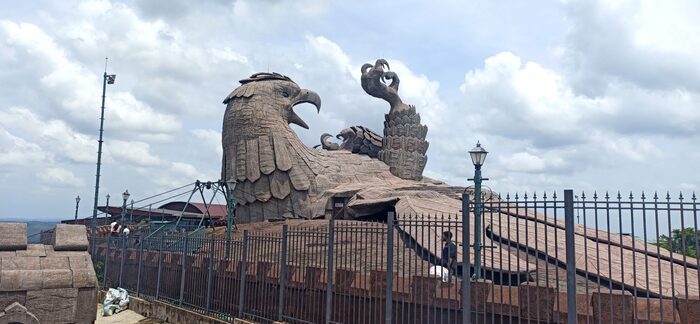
left=129, top=199, right=134, bottom=223
left=468, top=142, right=488, bottom=279
left=120, top=190, right=130, bottom=224
left=106, top=194, right=111, bottom=217
left=74, top=195, right=81, bottom=221
left=90, top=58, right=116, bottom=254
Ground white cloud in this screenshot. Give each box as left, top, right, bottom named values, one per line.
left=39, top=167, right=85, bottom=188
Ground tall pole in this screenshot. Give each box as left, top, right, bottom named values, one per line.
left=120, top=196, right=127, bottom=224
left=129, top=199, right=134, bottom=223
left=472, top=165, right=483, bottom=279
left=74, top=196, right=80, bottom=221
left=91, top=58, right=110, bottom=254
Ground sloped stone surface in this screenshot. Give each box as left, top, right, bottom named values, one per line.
left=0, top=223, right=27, bottom=251
left=53, top=224, right=88, bottom=251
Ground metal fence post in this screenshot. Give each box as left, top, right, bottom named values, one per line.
left=179, top=235, right=189, bottom=305
left=564, top=189, right=577, bottom=324
left=325, top=218, right=335, bottom=324
left=278, top=225, right=289, bottom=321
left=119, top=236, right=126, bottom=287
left=156, top=235, right=164, bottom=299
left=238, top=230, right=249, bottom=318
left=462, top=193, right=471, bottom=324
left=103, top=235, right=110, bottom=289
left=205, top=238, right=216, bottom=314
left=136, top=236, right=144, bottom=297
left=385, top=211, right=395, bottom=324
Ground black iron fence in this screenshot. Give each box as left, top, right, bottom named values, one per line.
left=91, top=189, right=700, bottom=323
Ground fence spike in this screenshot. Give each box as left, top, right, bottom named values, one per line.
left=653, top=192, right=659, bottom=200
left=553, top=191, right=558, bottom=199
left=580, top=191, right=585, bottom=200
left=679, top=191, right=684, bottom=200
left=641, top=191, right=646, bottom=200
left=604, top=191, right=610, bottom=200
left=629, top=191, right=634, bottom=200
left=693, top=192, right=697, bottom=201
left=505, top=192, right=510, bottom=200
left=593, top=191, right=598, bottom=200
left=616, top=191, right=622, bottom=200
left=666, top=191, right=671, bottom=200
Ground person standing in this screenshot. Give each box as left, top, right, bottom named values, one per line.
left=441, top=231, right=457, bottom=276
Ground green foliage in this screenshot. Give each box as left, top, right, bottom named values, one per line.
left=93, top=260, right=105, bottom=289
left=656, top=228, right=699, bottom=258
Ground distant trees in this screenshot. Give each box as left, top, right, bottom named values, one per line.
left=656, top=228, right=699, bottom=258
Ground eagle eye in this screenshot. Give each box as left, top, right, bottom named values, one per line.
left=281, top=91, right=290, bottom=98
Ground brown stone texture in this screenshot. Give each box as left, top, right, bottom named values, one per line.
left=411, top=275, right=439, bottom=304
left=0, top=223, right=27, bottom=251
left=0, top=302, right=39, bottom=324
left=0, top=223, right=97, bottom=324
left=0, top=292, right=26, bottom=310
left=75, top=287, right=97, bottom=323
left=677, top=295, right=700, bottom=324
left=591, top=290, right=635, bottom=323
left=518, top=282, right=555, bottom=322
left=468, top=279, right=492, bottom=312
left=53, top=224, right=89, bottom=251
left=25, top=287, right=78, bottom=323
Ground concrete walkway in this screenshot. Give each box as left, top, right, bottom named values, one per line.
left=96, top=305, right=167, bottom=324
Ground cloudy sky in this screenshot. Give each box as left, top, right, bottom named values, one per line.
left=1, top=0, right=699, bottom=221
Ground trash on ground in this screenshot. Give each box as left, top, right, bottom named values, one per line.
left=101, top=287, right=130, bottom=316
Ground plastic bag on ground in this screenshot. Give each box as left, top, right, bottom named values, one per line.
left=101, top=287, right=130, bottom=316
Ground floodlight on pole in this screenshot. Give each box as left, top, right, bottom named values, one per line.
left=90, top=57, right=116, bottom=254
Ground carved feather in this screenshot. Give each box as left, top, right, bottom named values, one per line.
left=273, top=134, right=293, bottom=171
left=242, top=180, right=256, bottom=204
left=288, top=164, right=311, bottom=191
left=254, top=174, right=272, bottom=202
left=235, top=140, right=247, bottom=182
left=245, top=139, right=261, bottom=182
left=269, top=170, right=291, bottom=199
left=258, top=135, right=276, bottom=175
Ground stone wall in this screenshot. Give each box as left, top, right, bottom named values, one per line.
left=0, top=223, right=97, bottom=324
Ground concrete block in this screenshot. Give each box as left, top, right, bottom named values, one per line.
left=15, top=244, right=46, bottom=257
left=75, top=288, right=97, bottom=323
left=40, top=256, right=70, bottom=270
left=53, top=224, right=88, bottom=251
left=0, top=270, right=42, bottom=292
left=67, top=254, right=91, bottom=269
left=41, top=269, right=73, bottom=289
left=591, top=290, right=634, bottom=323
left=25, top=288, right=78, bottom=323
left=1, top=256, right=40, bottom=270
left=0, top=223, right=27, bottom=251
left=72, top=268, right=97, bottom=288
left=518, top=282, right=555, bottom=321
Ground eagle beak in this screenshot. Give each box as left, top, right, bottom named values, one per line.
left=289, top=89, right=321, bottom=129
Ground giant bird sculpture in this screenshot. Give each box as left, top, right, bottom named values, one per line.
left=221, top=65, right=698, bottom=298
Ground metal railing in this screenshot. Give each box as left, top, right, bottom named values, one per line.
left=90, top=189, right=700, bottom=323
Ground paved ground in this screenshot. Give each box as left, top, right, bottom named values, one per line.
left=96, top=305, right=167, bottom=324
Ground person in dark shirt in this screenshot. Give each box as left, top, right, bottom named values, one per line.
left=441, top=231, right=457, bottom=275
